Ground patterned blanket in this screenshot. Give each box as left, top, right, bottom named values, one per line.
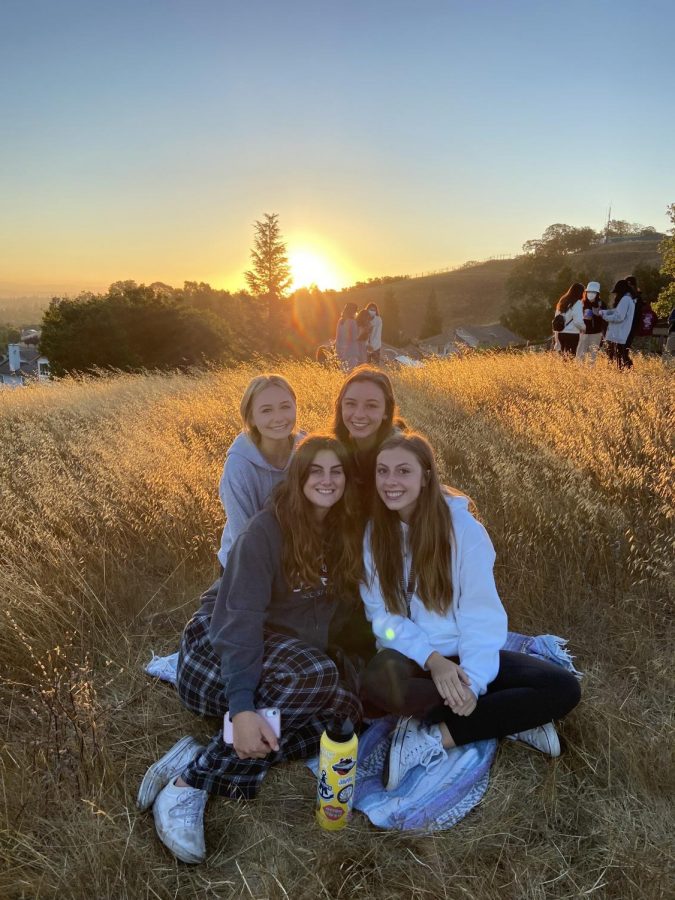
left=145, top=633, right=581, bottom=831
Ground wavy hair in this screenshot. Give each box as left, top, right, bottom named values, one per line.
left=239, top=374, right=296, bottom=445
left=370, top=432, right=461, bottom=616
left=272, top=434, right=362, bottom=596
left=556, top=282, right=585, bottom=313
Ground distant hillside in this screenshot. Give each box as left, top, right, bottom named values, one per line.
left=339, top=239, right=663, bottom=338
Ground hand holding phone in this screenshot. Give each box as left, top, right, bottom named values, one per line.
left=223, top=708, right=281, bottom=759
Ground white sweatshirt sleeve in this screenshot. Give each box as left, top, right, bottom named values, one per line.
left=360, top=532, right=436, bottom=669
left=601, top=294, right=631, bottom=323
left=571, top=300, right=585, bottom=333
left=454, top=518, right=508, bottom=695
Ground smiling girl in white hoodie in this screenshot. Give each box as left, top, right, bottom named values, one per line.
left=360, top=432, right=581, bottom=790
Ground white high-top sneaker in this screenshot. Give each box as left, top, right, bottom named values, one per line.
left=507, top=722, right=561, bottom=757
left=153, top=779, right=208, bottom=864
left=137, top=736, right=205, bottom=811
left=385, top=716, right=447, bottom=791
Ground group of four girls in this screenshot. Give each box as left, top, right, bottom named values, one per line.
left=137, top=366, right=581, bottom=864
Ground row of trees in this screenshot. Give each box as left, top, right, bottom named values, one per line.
left=39, top=213, right=445, bottom=374
left=522, top=220, right=664, bottom=257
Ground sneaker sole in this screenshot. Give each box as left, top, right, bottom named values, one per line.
left=385, top=718, right=412, bottom=792
left=153, top=810, right=205, bottom=865
left=137, top=737, right=202, bottom=811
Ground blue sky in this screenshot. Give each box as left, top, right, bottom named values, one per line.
left=1, top=0, right=673, bottom=293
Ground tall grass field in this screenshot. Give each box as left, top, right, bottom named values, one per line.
left=1, top=354, right=673, bottom=899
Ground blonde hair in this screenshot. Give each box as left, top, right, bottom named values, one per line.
left=239, top=374, right=297, bottom=444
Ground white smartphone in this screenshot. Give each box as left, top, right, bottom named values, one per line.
left=223, top=708, right=281, bottom=744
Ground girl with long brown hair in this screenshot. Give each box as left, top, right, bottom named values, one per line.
left=361, top=432, right=581, bottom=791
left=140, top=435, right=363, bottom=864
left=332, top=364, right=406, bottom=514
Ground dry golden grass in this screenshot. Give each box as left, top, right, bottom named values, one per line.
left=1, top=354, right=673, bottom=899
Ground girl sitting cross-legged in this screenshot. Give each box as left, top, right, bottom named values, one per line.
left=360, top=432, right=581, bottom=791
left=140, top=435, right=364, bottom=864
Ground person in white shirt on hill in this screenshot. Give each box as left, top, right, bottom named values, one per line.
left=594, top=279, right=636, bottom=370
left=555, top=282, right=585, bottom=356
left=360, top=432, right=581, bottom=791
left=366, top=302, right=383, bottom=365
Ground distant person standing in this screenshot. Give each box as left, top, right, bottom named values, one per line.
left=366, top=302, right=383, bottom=365
left=555, top=283, right=585, bottom=356
left=623, top=275, right=643, bottom=363
left=335, top=303, right=359, bottom=370
left=576, top=281, right=606, bottom=365
left=594, top=279, right=636, bottom=370
left=355, top=308, right=372, bottom=365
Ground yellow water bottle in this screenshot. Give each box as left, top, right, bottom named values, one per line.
left=315, top=717, right=358, bottom=831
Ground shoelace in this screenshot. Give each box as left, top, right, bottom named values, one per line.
left=169, top=789, right=206, bottom=827
left=405, top=727, right=446, bottom=769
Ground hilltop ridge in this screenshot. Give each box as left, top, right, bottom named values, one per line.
left=339, top=238, right=663, bottom=337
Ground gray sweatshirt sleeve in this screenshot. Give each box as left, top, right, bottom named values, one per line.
left=208, top=515, right=280, bottom=716
left=219, top=455, right=259, bottom=547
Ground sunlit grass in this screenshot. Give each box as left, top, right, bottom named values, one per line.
left=1, top=354, right=672, bottom=898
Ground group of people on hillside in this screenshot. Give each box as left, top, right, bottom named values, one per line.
left=137, top=368, right=580, bottom=864
left=553, top=275, right=658, bottom=369
left=335, top=302, right=383, bottom=369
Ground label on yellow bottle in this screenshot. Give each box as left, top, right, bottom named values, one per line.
left=315, top=726, right=358, bottom=831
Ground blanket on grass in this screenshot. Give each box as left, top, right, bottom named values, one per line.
left=144, top=633, right=580, bottom=831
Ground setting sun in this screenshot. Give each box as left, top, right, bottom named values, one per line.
left=288, top=246, right=352, bottom=291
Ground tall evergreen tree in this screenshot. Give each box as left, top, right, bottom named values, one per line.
left=381, top=288, right=402, bottom=345
left=244, top=213, right=292, bottom=349
left=656, top=203, right=675, bottom=317
left=420, top=288, right=442, bottom=339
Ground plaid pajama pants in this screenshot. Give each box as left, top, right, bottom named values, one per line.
left=176, top=615, right=362, bottom=798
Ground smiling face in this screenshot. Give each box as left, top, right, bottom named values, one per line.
left=341, top=380, right=387, bottom=445
left=303, top=449, right=346, bottom=519
left=376, top=447, right=427, bottom=523
left=249, top=384, right=297, bottom=443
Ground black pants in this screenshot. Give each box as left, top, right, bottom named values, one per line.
left=607, top=341, right=632, bottom=369
left=363, top=649, right=581, bottom=745
left=558, top=333, right=579, bottom=356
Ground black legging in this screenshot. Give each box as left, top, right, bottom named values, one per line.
left=363, top=649, right=581, bottom=745
left=558, top=333, right=579, bottom=356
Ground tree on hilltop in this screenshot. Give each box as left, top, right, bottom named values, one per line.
left=419, top=288, right=442, bottom=339
left=380, top=289, right=402, bottom=345
left=522, top=223, right=599, bottom=257
left=656, top=203, right=675, bottom=317
left=244, top=213, right=292, bottom=349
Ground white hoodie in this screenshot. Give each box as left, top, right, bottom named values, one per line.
left=217, top=431, right=303, bottom=567
left=360, top=495, right=507, bottom=696
left=600, top=293, right=636, bottom=344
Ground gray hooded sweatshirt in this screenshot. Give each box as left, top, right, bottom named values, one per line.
left=217, top=431, right=303, bottom=567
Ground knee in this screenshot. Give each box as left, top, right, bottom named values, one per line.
left=276, top=648, right=340, bottom=694
left=363, top=651, right=411, bottom=714
left=550, top=669, right=582, bottom=718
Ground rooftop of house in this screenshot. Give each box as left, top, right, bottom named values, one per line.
left=0, top=346, right=46, bottom=377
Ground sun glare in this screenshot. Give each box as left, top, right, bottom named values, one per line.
left=288, top=247, right=350, bottom=291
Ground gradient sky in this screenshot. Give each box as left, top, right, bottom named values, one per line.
left=1, top=0, right=673, bottom=295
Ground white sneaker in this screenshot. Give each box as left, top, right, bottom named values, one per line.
left=153, top=779, right=208, bottom=864
left=507, top=722, right=561, bottom=757
left=384, top=716, right=447, bottom=791
left=137, top=736, right=205, bottom=811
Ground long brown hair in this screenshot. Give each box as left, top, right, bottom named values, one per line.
left=272, top=434, right=362, bottom=596
left=370, top=432, right=457, bottom=616
left=556, top=282, right=585, bottom=314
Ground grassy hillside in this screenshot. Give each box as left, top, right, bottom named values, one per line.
left=1, top=355, right=672, bottom=899
left=342, top=239, right=663, bottom=338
